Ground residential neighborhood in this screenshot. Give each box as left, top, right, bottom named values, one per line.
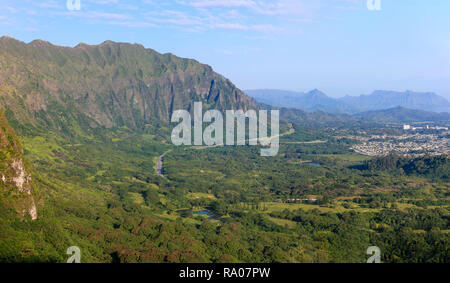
left=350, top=132, right=449, bottom=156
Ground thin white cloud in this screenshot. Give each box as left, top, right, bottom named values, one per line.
left=145, top=10, right=204, bottom=26
left=65, top=11, right=130, bottom=20
left=107, top=21, right=158, bottom=28
left=86, top=0, right=120, bottom=5
left=0, top=0, right=363, bottom=35
left=35, top=0, right=61, bottom=9
left=189, top=0, right=256, bottom=9
left=213, top=23, right=278, bottom=32
left=143, top=8, right=279, bottom=33
left=186, top=0, right=314, bottom=17
left=173, top=0, right=318, bottom=34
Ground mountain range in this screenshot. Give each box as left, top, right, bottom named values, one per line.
left=354, top=107, right=450, bottom=124
left=245, top=89, right=450, bottom=114
left=0, top=36, right=253, bottom=135
left=1, top=35, right=447, bottom=136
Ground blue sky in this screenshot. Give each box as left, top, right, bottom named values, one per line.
left=1, top=0, right=449, bottom=99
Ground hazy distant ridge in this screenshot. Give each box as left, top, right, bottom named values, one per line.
left=245, top=89, right=450, bottom=114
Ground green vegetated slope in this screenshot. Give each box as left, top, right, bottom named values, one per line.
left=0, top=110, right=42, bottom=260
left=0, top=110, right=39, bottom=218
left=0, top=37, right=448, bottom=263
left=0, top=36, right=253, bottom=133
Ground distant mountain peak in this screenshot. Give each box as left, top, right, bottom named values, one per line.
left=355, top=106, right=450, bottom=123
left=246, top=89, right=450, bottom=114
left=100, top=40, right=116, bottom=45
left=74, top=42, right=90, bottom=48
left=0, top=35, right=16, bottom=41
left=306, top=89, right=327, bottom=98
left=340, top=90, right=450, bottom=113
left=29, top=39, right=53, bottom=47
left=0, top=36, right=24, bottom=45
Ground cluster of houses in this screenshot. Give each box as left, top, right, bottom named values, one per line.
left=403, top=124, right=448, bottom=131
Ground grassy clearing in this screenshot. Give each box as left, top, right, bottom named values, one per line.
left=262, top=201, right=380, bottom=214
left=154, top=211, right=178, bottom=221
left=187, top=192, right=217, bottom=200
left=266, top=216, right=297, bottom=227
left=23, top=136, right=68, bottom=161
left=281, top=140, right=327, bottom=144
left=319, top=154, right=370, bottom=162
left=128, top=192, right=145, bottom=205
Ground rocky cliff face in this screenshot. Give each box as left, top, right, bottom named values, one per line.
left=0, top=111, right=38, bottom=220
left=0, top=36, right=254, bottom=133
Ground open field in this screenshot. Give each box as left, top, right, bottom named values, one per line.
left=266, top=216, right=297, bottom=227
left=186, top=192, right=217, bottom=200
left=318, top=154, right=371, bottom=162
left=261, top=201, right=382, bottom=214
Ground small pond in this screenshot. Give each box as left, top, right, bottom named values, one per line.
left=193, top=210, right=215, bottom=218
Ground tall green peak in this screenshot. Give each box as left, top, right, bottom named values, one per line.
left=0, top=37, right=254, bottom=135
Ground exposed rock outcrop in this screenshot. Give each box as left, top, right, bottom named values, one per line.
left=0, top=111, right=38, bottom=220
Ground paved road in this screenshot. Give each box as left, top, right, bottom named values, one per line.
left=155, top=150, right=172, bottom=178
